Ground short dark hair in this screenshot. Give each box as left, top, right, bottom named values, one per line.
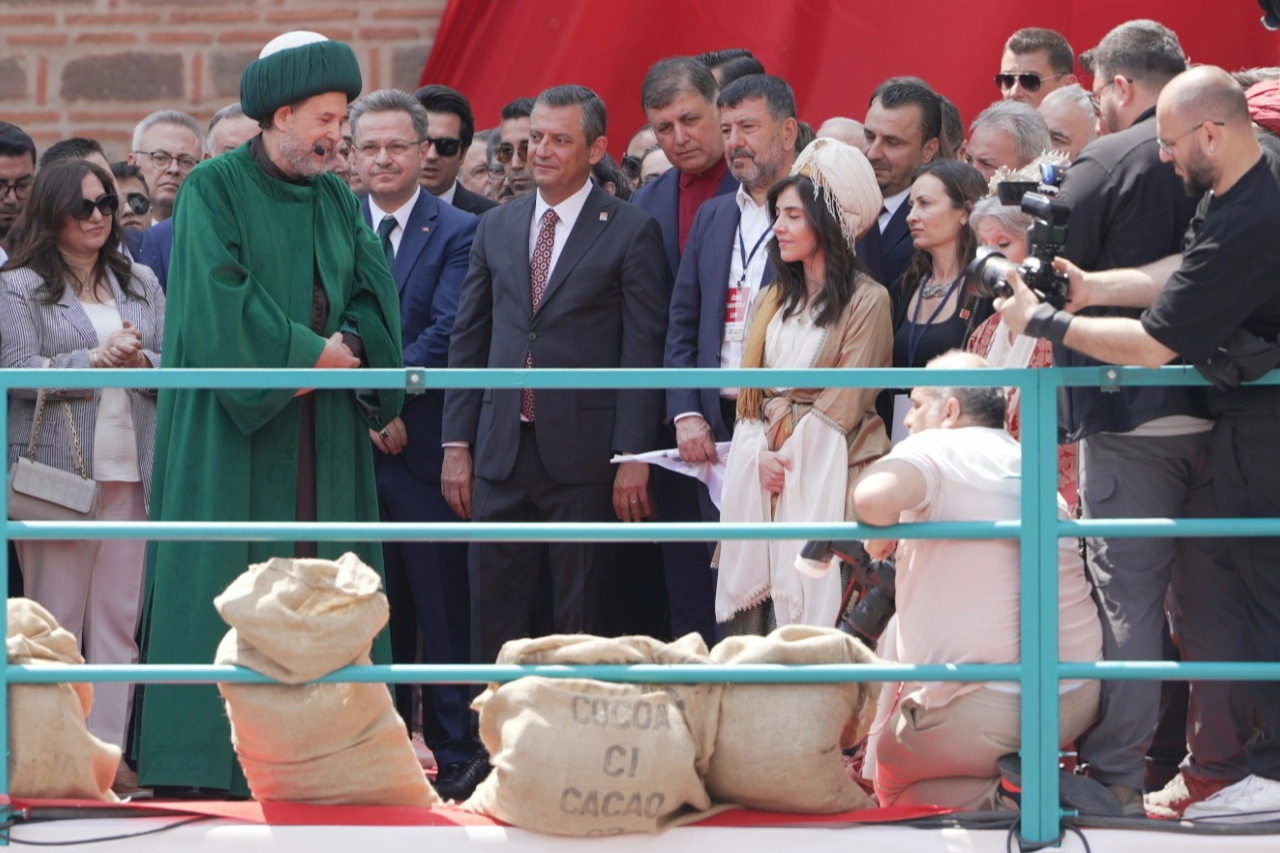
left=110, top=160, right=148, bottom=192
left=0, top=121, right=36, bottom=165
left=870, top=77, right=942, bottom=143
left=1082, top=19, right=1186, bottom=90
left=695, top=48, right=755, bottom=69
left=794, top=120, right=815, bottom=153
left=415, top=84, right=476, bottom=149
left=716, top=74, right=796, bottom=121
left=937, top=94, right=964, bottom=159
left=641, top=56, right=718, bottom=113
left=717, top=56, right=767, bottom=87
left=1005, top=27, right=1075, bottom=77
left=38, top=137, right=107, bottom=169
left=535, top=84, right=607, bottom=144
left=945, top=385, right=1007, bottom=429
left=591, top=152, right=631, bottom=201
left=500, top=97, right=535, bottom=123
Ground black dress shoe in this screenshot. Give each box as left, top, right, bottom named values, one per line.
left=996, top=753, right=1124, bottom=816
left=434, top=753, right=492, bottom=803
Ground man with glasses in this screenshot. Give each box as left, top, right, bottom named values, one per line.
left=414, top=85, right=497, bottom=216
left=0, top=121, right=36, bottom=258
left=350, top=87, right=483, bottom=802
left=127, top=110, right=204, bottom=226
left=997, top=28, right=1077, bottom=108
left=1044, top=20, right=1255, bottom=818
left=460, top=128, right=494, bottom=197
left=494, top=97, right=536, bottom=199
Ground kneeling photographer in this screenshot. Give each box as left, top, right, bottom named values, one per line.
left=852, top=351, right=1102, bottom=812
left=996, top=65, right=1280, bottom=820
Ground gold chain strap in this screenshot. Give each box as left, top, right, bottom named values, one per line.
left=25, top=372, right=90, bottom=481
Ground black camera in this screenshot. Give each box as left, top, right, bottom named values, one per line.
left=797, top=539, right=896, bottom=649
left=964, top=162, right=1072, bottom=309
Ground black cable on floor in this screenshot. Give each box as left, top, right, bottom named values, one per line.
left=1, top=814, right=213, bottom=846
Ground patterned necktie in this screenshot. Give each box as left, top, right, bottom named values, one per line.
left=522, top=208, right=560, bottom=421
left=377, top=214, right=396, bottom=270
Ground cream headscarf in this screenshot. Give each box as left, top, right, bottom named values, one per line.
left=791, top=137, right=883, bottom=253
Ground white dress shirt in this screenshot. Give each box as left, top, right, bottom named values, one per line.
left=720, top=185, right=775, bottom=398
left=531, top=179, right=593, bottom=279
left=438, top=181, right=458, bottom=205
left=878, top=187, right=910, bottom=233
left=368, top=185, right=421, bottom=257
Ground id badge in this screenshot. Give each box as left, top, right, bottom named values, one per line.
left=724, top=285, right=748, bottom=342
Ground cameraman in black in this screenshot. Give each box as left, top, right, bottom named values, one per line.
left=997, top=65, right=1279, bottom=820
left=1028, top=21, right=1254, bottom=817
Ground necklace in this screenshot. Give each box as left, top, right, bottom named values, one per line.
left=920, top=274, right=958, bottom=299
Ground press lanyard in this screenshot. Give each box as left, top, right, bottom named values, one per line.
left=737, top=223, right=771, bottom=286
left=906, top=277, right=960, bottom=368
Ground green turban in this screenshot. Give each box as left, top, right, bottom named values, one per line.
left=240, top=31, right=363, bottom=123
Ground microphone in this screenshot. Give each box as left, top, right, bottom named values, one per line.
left=313, top=143, right=326, bottom=156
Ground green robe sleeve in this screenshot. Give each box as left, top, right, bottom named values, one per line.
left=169, top=164, right=327, bottom=436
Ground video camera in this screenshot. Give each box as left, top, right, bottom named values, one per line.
left=963, top=162, right=1072, bottom=309
left=797, top=539, right=896, bottom=649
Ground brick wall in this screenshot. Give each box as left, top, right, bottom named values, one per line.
left=0, top=0, right=444, bottom=161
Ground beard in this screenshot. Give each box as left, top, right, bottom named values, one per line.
left=1181, top=151, right=1215, bottom=197
left=732, top=138, right=787, bottom=194
left=278, top=129, right=331, bottom=177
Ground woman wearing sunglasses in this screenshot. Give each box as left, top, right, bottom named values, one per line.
left=0, top=158, right=164, bottom=792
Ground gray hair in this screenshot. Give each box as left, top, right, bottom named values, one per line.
left=205, top=102, right=245, bottom=154
left=969, top=101, right=1052, bottom=168
left=641, top=57, right=719, bottom=114
left=132, top=109, right=204, bottom=152
left=348, top=89, right=429, bottom=142
left=1083, top=19, right=1186, bottom=90
left=922, top=350, right=1007, bottom=429
left=535, top=84, right=607, bottom=145
left=970, top=195, right=1034, bottom=239
left=1039, top=84, right=1097, bottom=146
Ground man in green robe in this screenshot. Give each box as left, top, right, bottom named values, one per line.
left=133, top=31, right=404, bottom=795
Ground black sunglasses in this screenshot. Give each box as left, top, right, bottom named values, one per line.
left=493, top=140, right=529, bottom=164
left=72, top=193, right=118, bottom=221
left=126, top=192, right=151, bottom=216
left=426, top=136, right=463, bottom=158
left=620, top=154, right=643, bottom=180
left=994, top=72, right=1064, bottom=93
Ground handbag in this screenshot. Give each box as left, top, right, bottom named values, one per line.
left=7, top=383, right=99, bottom=521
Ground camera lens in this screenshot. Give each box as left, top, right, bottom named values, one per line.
left=964, top=246, right=1017, bottom=300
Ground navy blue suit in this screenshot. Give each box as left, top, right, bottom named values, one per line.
left=362, top=189, right=480, bottom=766
left=855, top=202, right=912, bottom=310
left=138, top=218, right=174, bottom=291
left=632, top=167, right=739, bottom=648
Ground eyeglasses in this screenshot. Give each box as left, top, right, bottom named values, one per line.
left=0, top=175, right=34, bottom=201
left=1088, top=77, right=1133, bottom=113
left=493, top=140, right=529, bottom=164
left=71, top=193, right=118, bottom=221
left=356, top=139, right=421, bottom=158
left=426, top=136, right=463, bottom=158
left=126, top=192, right=151, bottom=216
left=487, top=164, right=506, bottom=177
left=994, top=72, right=1066, bottom=93
left=620, top=154, right=643, bottom=181
left=134, top=149, right=200, bottom=172
left=1157, top=120, right=1227, bottom=155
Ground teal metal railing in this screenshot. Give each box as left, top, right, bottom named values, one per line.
left=3, top=364, right=1280, bottom=849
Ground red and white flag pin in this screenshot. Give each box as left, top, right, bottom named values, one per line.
left=599, top=211, right=609, bottom=221
left=422, top=226, right=431, bottom=232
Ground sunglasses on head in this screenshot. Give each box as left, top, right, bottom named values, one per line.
left=126, top=192, right=150, bottom=216
left=71, top=193, right=118, bottom=221
left=493, top=140, right=529, bottom=165
left=620, top=154, right=643, bottom=181
left=994, top=72, right=1063, bottom=93
left=426, top=136, right=463, bottom=158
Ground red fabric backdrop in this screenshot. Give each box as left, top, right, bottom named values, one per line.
left=421, top=1, right=1279, bottom=156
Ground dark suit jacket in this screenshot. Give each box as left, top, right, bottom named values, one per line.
left=630, top=166, right=739, bottom=292
left=664, top=193, right=775, bottom=440
left=363, top=190, right=477, bottom=486
left=443, top=183, right=669, bottom=485
left=138, top=218, right=174, bottom=291
left=856, top=201, right=912, bottom=313
left=122, top=227, right=145, bottom=261
left=451, top=182, right=498, bottom=215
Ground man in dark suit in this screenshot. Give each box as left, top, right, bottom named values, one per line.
left=442, top=84, right=668, bottom=671
left=350, top=88, right=483, bottom=801
left=666, top=73, right=798, bottom=506
left=414, top=85, right=498, bottom=216
left=630, top=57, right=739, bottom=646
left=858, top=77, right=943, bottom=298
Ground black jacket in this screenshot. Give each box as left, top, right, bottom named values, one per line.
left=451, top=182, right=498, bottom=215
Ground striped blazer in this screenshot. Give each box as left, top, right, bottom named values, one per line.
left=0, top=264, right=165, bottom=509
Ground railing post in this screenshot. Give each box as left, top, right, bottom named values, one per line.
left=1, top=377, right=10, bottom=838
left=1018, top=370, right=1062, bottom=846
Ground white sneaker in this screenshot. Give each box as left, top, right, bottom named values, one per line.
left=1183, top=775, right=1280, bottom=823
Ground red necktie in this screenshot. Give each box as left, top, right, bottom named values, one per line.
left=522, top=208, right=559, bottom=422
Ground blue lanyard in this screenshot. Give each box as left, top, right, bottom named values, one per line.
left=736, top=222, right=771, bottom=287
left=906, top=277, right=960, bottom=368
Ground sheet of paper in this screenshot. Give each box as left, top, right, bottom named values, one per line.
left=610, top=443, right=733, bottom=510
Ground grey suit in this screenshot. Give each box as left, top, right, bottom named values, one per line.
left=443, top=183, right=668, bottom=662
left=1, top=264, right=164, bottom=507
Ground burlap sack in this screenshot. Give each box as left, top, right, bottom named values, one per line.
left=6, top=598, right=119, bottom=801
left=215, top=554, right=436, bottom=807
left=464, top=634, right=717, bottom=834
left=705, top=625, right=882, bottom=813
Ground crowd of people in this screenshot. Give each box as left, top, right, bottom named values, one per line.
left=2, top=17, right=1280, bottom=821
